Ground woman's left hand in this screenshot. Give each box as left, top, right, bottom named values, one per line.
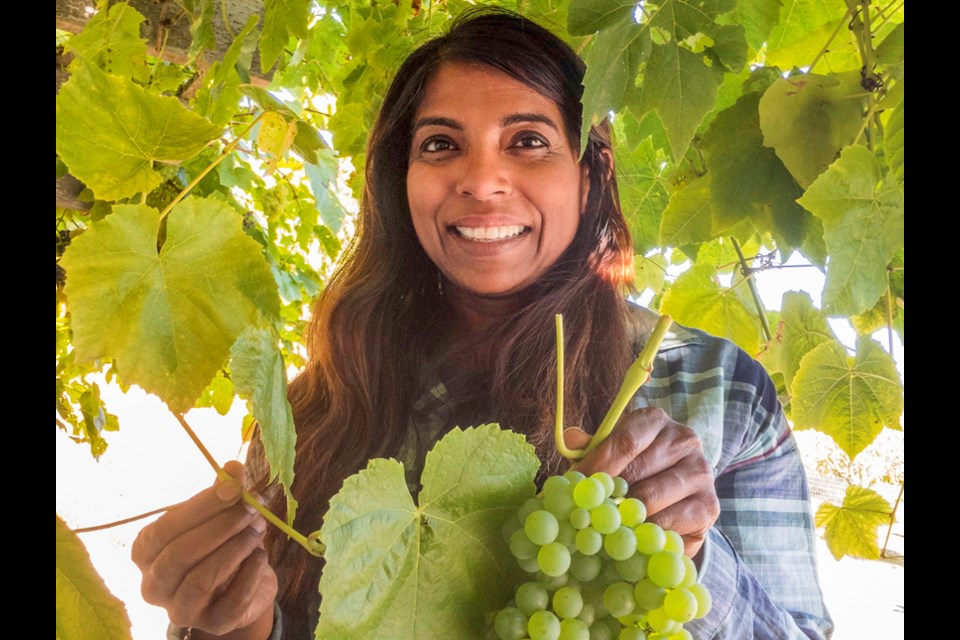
left=564, top=406, right=720, bottom=558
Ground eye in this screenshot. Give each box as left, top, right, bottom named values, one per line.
left=511, top=133, right=549, bottom=150
left=421, top=137, right=457, bottom=153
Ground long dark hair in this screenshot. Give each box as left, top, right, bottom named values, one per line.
left=250, top=7, right=638, bottom=619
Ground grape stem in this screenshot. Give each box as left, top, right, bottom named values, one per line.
left=173, top=412, right=325, bottom=557
left=554, top=313, right=674, bottom=460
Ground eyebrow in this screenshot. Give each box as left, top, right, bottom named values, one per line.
left=411, top=112, right=561, bottom=133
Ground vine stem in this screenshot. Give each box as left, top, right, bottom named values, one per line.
left=880, top=480, right=904, bottom=558
left=554, top=314, right=674, bottom=460
left=731, top=237, right=772, bottom=343
left=173, top=412, right=324, bottom=556
left=885, top=279, right=895, bottom=354
left=158, top=111, right=267, bottom=222
left=72, top=504, right=178, bottom=533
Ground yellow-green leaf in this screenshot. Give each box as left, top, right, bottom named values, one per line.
left=260, top=0, right=312, bottom=72
left=758, top=71, right=865, bottom=188
left=257, top=111, right=298, bottom=176
left=231, top=326, right=298, bottom=525
left=64, top=2, right=149, bottom=82
left=615, top=128, right=669, bottom=253
left=568, top=0, right=638, bottom=35
left=765, top=291, right=836, bottom=389
left=797, top=145, right=904, bottom=316
left=60, top=198, right=280, bottom=413
left=791, top=337, right=902, bottom=460
left=883, top=100, right=904, bottom=186
left=634, top=253, right=668, bottom=295
left=815, top=484, right=892, bottom=560
left=56, top=515, right=133, bottom=640
left=658, top=263, right=760, bottom=354
left=317, top=425, right=539, bottom=638
left=56, top=61, right=222, bottom=201
left=659, top=175, right=715, bottom=246
left=765, top=0, right=856, bottom=72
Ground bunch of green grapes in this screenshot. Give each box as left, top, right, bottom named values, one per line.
left=491, top=470, right=712, bottom=640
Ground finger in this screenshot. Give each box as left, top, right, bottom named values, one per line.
left=190, top=547, right=279, bottom=636
left=574, top=407, right=671, bottom=478
left=166, top=517, right=269, bottom=629
left=141, top=503, right=263, bottom=605
left=132, top=462, right=249, bottom=568
left=625, top=452, right=715, bottom=517
left=563, top=427, right=591, bottom=451
left=641, top=491, right=719, bottom=557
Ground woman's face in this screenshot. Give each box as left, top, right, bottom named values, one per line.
left=406, top=62, right=588, bottom=300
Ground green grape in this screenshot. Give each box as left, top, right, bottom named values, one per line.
left=495, top=607, right=529, bottom=640
left=644, top=607, right=678, bottom=634
left=559, top=618, right=590, bottom=640
left=520, top=497, right=545, bottom=523
left=668, top=628, right=693, bottom=640
left=553, top=586, right=585, bottom=619
left=618, top=626, right=647, bottom=640
left=663, top=587, right=697, bottom=623
left=539, top=542, right=573, bottom=577
left=617, top=498, right=647, bottom=528
left=502, top=514, right=523, bottom=541
left=564, top=470, right=587, bottom=484
left=662, top=531, right=684, bottom=555
left=538, top=570, right=570, bottom=591
left=602, top=582, right=637, bottom=617
left=577, top=603, right=596, bottom=626
left=576, top=528, right=603, bottom=555
left=529, top=610, right=562, bottom=640
left=614, top=553, right=648, bottom=582
left=603, top=526, right=637, bottom=561
left=588, top=622, right=614, bottom=640
left=633, top=578, right=667, bottom=611
left=678, top=556, right=697, bottom=588
left=557, top=521, right=578, bottom=550
left=612, top=476, right=630, bottom=499
left=634, top=523, right=666, bottom=555
left=574, top=478, right=606, bottom=510
left=590, top=472, right=615, bottom=498
left=520, top=556, right=542, bottom=573
left=545, top=489, right=578, bottom=521
left=570, top=508, right=591, bottom=530
left=516, top=582, right=550, bottom=616
left=590, top=503, right=621, bottom=534
left=647, top=552, right=685, bottom=589
left=544, top=475, right=572, bottom=495
left=687, top=583, right=712, bottom=618
left=511, top=528, right=540, bottom=560
left=526, top=510, right=561, bottom=545
left=569, top=552, right=602, bottom=582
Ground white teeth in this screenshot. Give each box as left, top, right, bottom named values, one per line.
left=456, top=225, right=526, bottom=241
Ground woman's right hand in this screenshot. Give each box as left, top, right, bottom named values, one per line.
left=131, top=461, right=279, bottom=640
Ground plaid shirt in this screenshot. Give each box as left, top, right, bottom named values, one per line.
left=174, top=303, right=833, bottom=640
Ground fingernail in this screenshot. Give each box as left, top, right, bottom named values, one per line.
left=252, top=517, right=267, bottom=534
left=216, top=478, right=242, bottom=502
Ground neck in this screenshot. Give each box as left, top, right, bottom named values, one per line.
left=441, top=278, right=534, bottom=335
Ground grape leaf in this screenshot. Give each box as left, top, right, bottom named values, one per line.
left=230, top=326, right=298, bottom=525
left=791, top=337, right=902, bottom=460
left=567, top=0, right=638, bottom=35
left=56, top=515, right=133, bottom=640
left=764, top=0, right=856, bottom=71
left=874, top=21, right=904, bottom=83
left=797, top=145, right=904, bottom=317
left=615, top=127, right=669, bottom=254
left=317, top=424, right=539, bottom=639
left=815, top=484, right=892, bottom=560
left=725, top=0, right=782, bottom=52
left=56, top=61, right=223, bottom=201
left=883, top=100, right=904, bottom=186
left=580, top=18, right=651, bottom=154
left=257, top=111, right=298, bottom=175
left=195, top=370, right=236, bottom=416
left=634, top=253, right=668, bottom=295
left=185, top=0, right=217, bottom=60
left=260, top=0, right=312, bottom=73
left=659, top=174, right=714, bottom=247
left=193, top=14, right=260, bottom=126
left=701, top=91, right=813, bottom=257
left=64, top=2, right=149, bottom=82
left=60, top=198, right=280, bottom=413
left=658, top=263, right=760, bottom=355
left=758, top=71, right=865, bottom=188
left=762, top=291, right=836, bottom=389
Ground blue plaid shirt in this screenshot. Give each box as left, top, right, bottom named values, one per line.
left=172, top=302, right=833, bottom=639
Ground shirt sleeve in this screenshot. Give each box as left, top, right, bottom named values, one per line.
left=683, top=348, right=834, bottom=640
left=164, top=602, right=284, bottom=640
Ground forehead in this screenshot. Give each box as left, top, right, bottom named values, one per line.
left=414, top=61, right=563, bottom=120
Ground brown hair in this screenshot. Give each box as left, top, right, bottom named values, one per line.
left=251, top=7, right=637, bottom=619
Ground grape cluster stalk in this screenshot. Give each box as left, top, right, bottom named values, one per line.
left=491, top=470, right=712, bottom=640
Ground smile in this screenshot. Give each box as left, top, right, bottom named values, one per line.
left=454, top=225, right=530, bottom=241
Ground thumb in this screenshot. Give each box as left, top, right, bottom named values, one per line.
left=563, top=427, right=591, bottom=451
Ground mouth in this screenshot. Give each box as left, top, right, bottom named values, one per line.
left=452, top=224, right=531, bottom=242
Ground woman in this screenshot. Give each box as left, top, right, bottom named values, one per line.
left=133, top=8, right=834, bottom=640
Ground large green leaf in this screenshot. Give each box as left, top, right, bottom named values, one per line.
left=758, top=71, right=865, bottom=188
left=762, top=291, right=836, bottom=389
left=658, top=263, right=760, bottom=355
left=193, top=14, right=260, bottom=126
left=725, top=0, right=782, bottom=52
left=791, top=337, right=902, bottom=460
left=634, top=252, right=668, bottom=295
left=260, top=0, right=313, bottom=73
left=659, top=175, right=715, bottom=246
left=797, top=145, right=904, bottom=316
left=56, top=61, right=223, bottom=201
left=701, top=91, right=811, bottom=255
left=567, top=0, right=637, bottom=35
left=56, top=516, right=133, bottom=640
left=231, top=326, right=298, bottom=525
left=815, top=484, right=892, bottom=560
left=580, top=18, right=651, bottom=153
left=764, top=0, right=855, bottom=71
left=883, top=100, right=904, bottom=186
left=60, top=198, right=280, bottom=413
left=64, top=2, right=149, bottom=82
left=614, top=122, right=669, bottom=253
left=317, top=425, right=539, bottom=639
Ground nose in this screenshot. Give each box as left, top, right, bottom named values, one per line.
left=456, top=147, right=512, bottom=200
